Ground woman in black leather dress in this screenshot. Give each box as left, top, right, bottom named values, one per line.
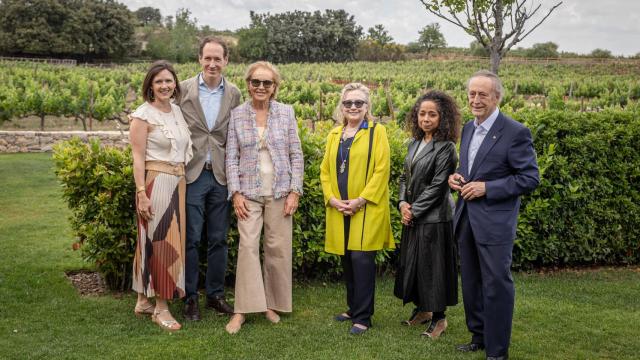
left=394, top=90, right=461, bottom=338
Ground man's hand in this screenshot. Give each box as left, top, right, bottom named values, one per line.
left=448, top=173, right=466, bottom=191
left=460, top=181, right=486, bottom=201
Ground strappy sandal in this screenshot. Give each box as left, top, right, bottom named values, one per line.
left=134, top=303, right=155, bottom=318
left=152, top=309, right=181, bottom=332
left=402, top=308, right=432, bottom=326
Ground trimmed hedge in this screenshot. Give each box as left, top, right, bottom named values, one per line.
left=53, top=110, right=640, bottom=290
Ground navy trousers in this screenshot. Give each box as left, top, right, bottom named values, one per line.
left=185, top=170, right=230, bottom=300
left=457, top=207, right=514, bottom=357
left=342, top=217, right=376, bottom=327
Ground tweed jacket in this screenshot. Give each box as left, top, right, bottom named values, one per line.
left=178, top=75, right=242, bottom=185
left=226, top=100, right=304, bottom=200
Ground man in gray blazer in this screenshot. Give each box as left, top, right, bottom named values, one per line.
left=178, top=37, right=242, bottom=320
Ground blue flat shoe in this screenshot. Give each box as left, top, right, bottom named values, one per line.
left=349, top=325, right=368, bottom=335
left=334, top=313, right=351, bottom=322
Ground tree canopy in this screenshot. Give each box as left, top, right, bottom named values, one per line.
left=366, top=24, right=394, bottom=46
left=134, top=6, right=162, bottom=27
left=418, top=23, right=447, bottom=55
left=420, top=0, right=562, bottom=74
left=0, top=0, right=136, bottom=60
left=238, top=10, right=363, bottom=63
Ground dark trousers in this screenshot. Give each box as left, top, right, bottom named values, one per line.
left=185, top=170, right=230, bottom=300
left=342, top=218, right=376, bottom=327
left=457, top=207, right=514, bottom=357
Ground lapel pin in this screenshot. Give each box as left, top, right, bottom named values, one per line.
left=492, top=135, right=496, bottom=139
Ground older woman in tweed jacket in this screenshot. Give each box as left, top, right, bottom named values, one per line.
left=225, top=61, right=304, bottom=334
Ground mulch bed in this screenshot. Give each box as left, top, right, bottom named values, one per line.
left=65, top=270, right=107, bottom=296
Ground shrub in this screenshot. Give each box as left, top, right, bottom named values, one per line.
left=52, top=138, right=136, bottom=291
left=53, top=110, right=640, bottom=289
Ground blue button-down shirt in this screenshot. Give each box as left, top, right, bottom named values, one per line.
left=198, top=73, right=225, bottom=163
left=468, top=107, right=499, bottom=173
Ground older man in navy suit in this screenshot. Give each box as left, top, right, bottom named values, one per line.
left=448, top=70, right=539, bottom=360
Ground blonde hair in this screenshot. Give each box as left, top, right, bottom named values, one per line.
left=333, top=82, right=374, bottom=126
left=244, top=61, right=281, bottom=100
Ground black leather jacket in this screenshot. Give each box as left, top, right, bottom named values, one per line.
left=398, top=139, right=457, bottom=224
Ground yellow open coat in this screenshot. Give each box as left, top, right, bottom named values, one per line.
left=320, top=121, right=395, bottom=255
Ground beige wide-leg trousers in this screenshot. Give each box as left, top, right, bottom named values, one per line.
left=234, top=196, right=292, bottom=313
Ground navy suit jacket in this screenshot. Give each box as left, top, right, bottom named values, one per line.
left=454, top=112, right=540, bottom=245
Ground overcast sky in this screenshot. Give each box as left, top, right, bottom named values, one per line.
left=121, top=0, right=640, bottom=56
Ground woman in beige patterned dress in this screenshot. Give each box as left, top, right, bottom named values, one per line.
left=129, top=60, right=193, bottom=331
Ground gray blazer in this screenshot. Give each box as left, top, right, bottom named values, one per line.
left=178, top=75, right=242, bottom=184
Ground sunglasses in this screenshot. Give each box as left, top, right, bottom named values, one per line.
left=249, top=79, right=274, bottom=89
left=342, top=100, right=367, bottom=109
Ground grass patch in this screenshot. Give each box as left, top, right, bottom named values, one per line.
left=1, top=153, right=639, bottom=359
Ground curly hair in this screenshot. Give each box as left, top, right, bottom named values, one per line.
left=407, top=90, right=461, bottom=142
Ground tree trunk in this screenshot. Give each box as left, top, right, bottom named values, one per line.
left=40, top=113, right=45, bottom=131
left=490, top=49, right=501, bottom=75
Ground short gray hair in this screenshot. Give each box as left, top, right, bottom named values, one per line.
left=467, top=70, right=504, bottom=102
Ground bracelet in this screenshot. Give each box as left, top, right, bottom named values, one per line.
left=136, top=186, right=146, bottom=193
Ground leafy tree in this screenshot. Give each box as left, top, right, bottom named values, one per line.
left=525, top=42, right=559, bottom=58
left=74, top=0, right=137, bottom=60
left=590, top=48, right=613, bottom=59
left=146, top=9, right=198, bottom=63
left=418, top=23, right=447, bottom=56
left=134, top=6, right=162, bottom=27
left=0, top=0, right=136, bottom=60
left=420, top=0, right=562, bottom=74
left=0, top=0, right=76, bottom=56
left=470, top=40, right=489, bottom=57
left=366, top=24, right=394, bottom=46
left=237, top=26, right=268, bottom=61
left=241, top=9, right=362, bottom=63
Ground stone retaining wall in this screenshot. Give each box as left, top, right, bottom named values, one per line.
left=0, top=131, right=129, bottom=153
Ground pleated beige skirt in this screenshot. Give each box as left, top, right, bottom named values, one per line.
left=132, top=166, right=186, bottom=300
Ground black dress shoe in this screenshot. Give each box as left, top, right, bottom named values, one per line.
left=206, top=296, right=234, bottom=315
left=183, top=297, right=201, bottom=321
left=456, top=342, right=485, bottom=352
left=486, top=355, right=508, bottom=360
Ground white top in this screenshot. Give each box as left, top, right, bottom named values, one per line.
left=257, top=126, right=274, bottom=196
left=131, top=102, right=193, bottom=164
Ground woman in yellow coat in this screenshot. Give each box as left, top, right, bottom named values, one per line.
left=320, top=82, right=394, bottom=335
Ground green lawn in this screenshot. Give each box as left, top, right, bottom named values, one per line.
left=1, top=153, right=639, bottom=359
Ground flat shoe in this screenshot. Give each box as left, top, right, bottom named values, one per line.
left=334, top=313, right=351, bottom=322
left=152, top=310, right=181, bottom=332
left=134, top=303, right=155, bottom=318
left=349, top=325, right=368, bottom=335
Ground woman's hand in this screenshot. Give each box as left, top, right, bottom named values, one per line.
left=329, top=197, right=352, bottom=215
left=343, top=197, right=367, bottom=216
left=233, top=193, right=250, bottom=221
left=284, top=192, right=299, bottom=216
left=136, top=192, right=154, bottom=221
left=400, top=202, right=413, bottom=225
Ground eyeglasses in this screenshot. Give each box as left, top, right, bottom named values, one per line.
left=342, top=100, right=367, bottom=109
left=250, top=79, right=274, bottom=89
